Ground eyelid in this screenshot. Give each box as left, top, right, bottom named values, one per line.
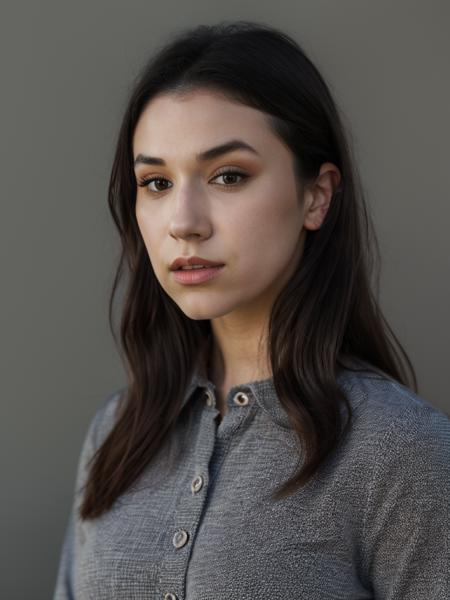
left=136, top=166, right=250, bottom=191
left=136, top=164, right=247, bottom=181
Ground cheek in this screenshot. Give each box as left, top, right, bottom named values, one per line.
left=235, top=194, right=302, bottom=276
left=135, top=213, right=162, bottom=268
left=136, top=204, right=158, bottom=245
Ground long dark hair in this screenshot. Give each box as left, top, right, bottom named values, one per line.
left=79, top=20, right=417, bottom=520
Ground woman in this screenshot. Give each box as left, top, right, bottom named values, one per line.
left=53, top=20, right=450, bottom=599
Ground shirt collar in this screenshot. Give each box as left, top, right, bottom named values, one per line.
left=180, top=363, right=364, bottom=429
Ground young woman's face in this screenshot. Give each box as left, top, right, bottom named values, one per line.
left=133, top=89, right=309, bottom=322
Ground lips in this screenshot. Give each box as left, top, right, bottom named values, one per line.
left=172, top=264, right=225, bottom=284
left=170, top=255, right=225, bottom=271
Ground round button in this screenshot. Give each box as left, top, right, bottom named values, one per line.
left=172, top=529, right=189, bottom=549
left=204, top=389, right=215, bottom=407
left=191, top=474, right=204, bottom=494
left=233, top=391, right=250, bottom=406
left=164, top=593, right=178, bottom=600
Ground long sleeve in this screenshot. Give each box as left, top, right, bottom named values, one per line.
left=361, top=401, right=450, bottom=598
left=53, top=506, right=77, bottom=599
left=52, top=392, right=118, bottom=600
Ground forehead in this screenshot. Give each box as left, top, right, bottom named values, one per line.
left=132, top=89, right=275, bottom=157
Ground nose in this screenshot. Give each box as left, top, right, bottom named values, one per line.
left=169, top=185, right=212, bottom=241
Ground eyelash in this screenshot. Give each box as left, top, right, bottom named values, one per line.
left=136, top=168, right=249, bottom=194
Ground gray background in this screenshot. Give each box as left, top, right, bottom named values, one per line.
left=1, top=1, right=448, bottom=598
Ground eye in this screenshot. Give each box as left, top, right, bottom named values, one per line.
left=136, top=168, right=250, bottom=194
left=136, top=176, right=172, bottom=193
left=211, top=168, right=249, bottom=188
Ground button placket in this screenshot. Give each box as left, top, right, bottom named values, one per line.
left=160, top=388, right=220, bottom=600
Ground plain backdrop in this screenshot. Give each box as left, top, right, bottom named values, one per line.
left=1, top=1, right=449, bottom=598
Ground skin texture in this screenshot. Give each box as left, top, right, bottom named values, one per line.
left=133, top=89, right=341, bottom=417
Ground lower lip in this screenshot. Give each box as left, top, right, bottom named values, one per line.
left=172, top=265, right=225, bottom=284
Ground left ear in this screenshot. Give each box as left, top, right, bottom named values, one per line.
left=303, top=162, right=341, bottom=231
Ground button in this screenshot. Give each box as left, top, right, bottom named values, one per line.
left=204, top=389, right=215, bottom=407
left=191, top=474, right=204, bottom=494
left=172, top=529, right=189, bottom=548
left=163, top=594, right=178, bottom=600
left=233, top=391, right=250, bottom=406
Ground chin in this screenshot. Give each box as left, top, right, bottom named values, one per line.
left=176, top=299, right=236, bottom=321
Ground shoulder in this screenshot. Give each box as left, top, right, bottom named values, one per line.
left=343, top=369, right=449, bottom=426
left=339, top=370, right=450, bottom=468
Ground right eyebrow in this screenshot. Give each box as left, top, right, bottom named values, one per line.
left=133, top=139, right=261, bottom=169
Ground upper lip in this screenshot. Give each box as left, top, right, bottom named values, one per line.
left=170, top=256, right=225, bottom=270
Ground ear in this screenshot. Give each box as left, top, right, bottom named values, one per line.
left=303, top=162, right=341, bottom=231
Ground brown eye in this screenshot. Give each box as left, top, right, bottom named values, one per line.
left=137, top=176, right=172, bottom=193
left=136, top=168, right=249, bottom=195
left=211, top=169, right=249, bottom=187
left=216, top=173, right=242, bottom=185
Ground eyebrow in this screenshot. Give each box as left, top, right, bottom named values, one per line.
left=133, top=139, right=260, bottom=169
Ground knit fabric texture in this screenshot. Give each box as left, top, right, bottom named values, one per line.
left=53, top=367, right=450, bottom=599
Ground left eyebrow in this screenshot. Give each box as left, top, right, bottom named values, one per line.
left=133, top=139, right=260, bottom=169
